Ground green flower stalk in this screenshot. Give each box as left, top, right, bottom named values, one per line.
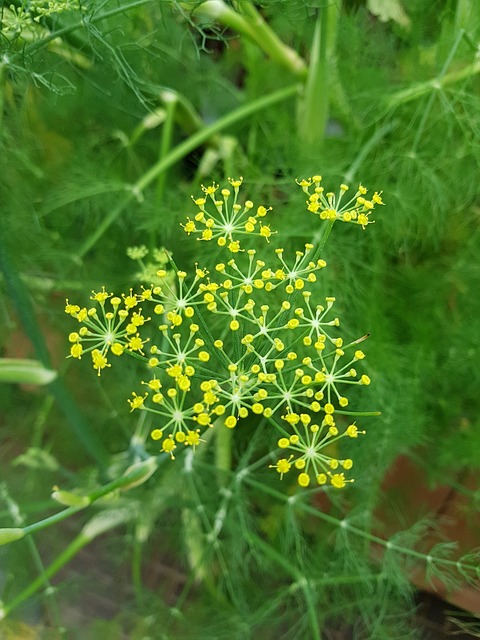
left=66, top=177, right=383, bottom=489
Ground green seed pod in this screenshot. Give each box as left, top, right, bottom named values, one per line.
left=51, top=489, right=91, bottom=508
left=119, top=457, right=159, bottom=491
left=0, top=528, right=25, bottom=546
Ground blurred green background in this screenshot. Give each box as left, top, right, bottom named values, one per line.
left=1, top=1, right=479, bottom=638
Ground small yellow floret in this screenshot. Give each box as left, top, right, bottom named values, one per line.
left=330, top=473, right=347, bottom=489
left=162, top=437, right=176, bottom=457
left=346, top=424, right=359, bottom=438
left=70, top=344, right=83, bottom=359
left=298, top=473, right=310, bottom=487
left=128, top=392, right=146, bottom=411
left=283, top=412, right=300, bottom=425
left=92, top=349, right=109, bottom=375
left=185, top=430, right=201, bottom=447
left=183, top=220, right=196, bottom=234
left=275, top=458, right=292, bottom=477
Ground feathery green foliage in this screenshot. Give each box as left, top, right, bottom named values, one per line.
left=1, top=1, right=479, bottom=637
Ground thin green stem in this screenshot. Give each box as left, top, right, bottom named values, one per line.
left=305, top=572, right=387, bottom=589
left=334, top=410, right=381, bottom=417
left=342, top=121, right=397, bottom=185
left=244, top=477, right=480, bottom=576
left=13, top=457, right=159, bottom=540
left=17, top=0, right=154, bottom=60
left=265, top=216, right=338, bottom=338
left=179, top=461, right=233, bottom=592
left=214, top=420, right=233, bottom=487
left=135, top=85, right=298, bottom=193
left=77, top=83, right=299, bottom=258
left=155, top=91, right=178, bottom=211
left=21, top=505, right=86, bottom=538
left=411, top=29, right=465, bottom=153
left=386, top=40, right=480, bottom=111
left=247, top=529, right=301, bottom=579
left=2, top=497, right=139, bottom=619
left=310, top=218, right=336, bottom=263
left=1, top=487, right=64, bottom=632
left=131, top=528, right=144, bottom=606
left=247, top=530, right=320, bottom=640
left=0, top=60, right=5, bottom=139
left=1, top=533, right=88, bottom=620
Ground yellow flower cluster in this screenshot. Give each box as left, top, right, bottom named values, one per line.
left=66, top=178, right=382, bottom=488
left=3, top=0, right=82, bottom=40
left=65, top=287, right=148, bottom=375
left=297, top=175, right=383, bottom=229
left=181, top=177, right=273, bottom=251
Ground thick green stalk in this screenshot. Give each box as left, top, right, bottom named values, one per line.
left=77, top=83, right=299, bottom=258
left=297, top=9, right=327, bottom=145
left=455, top=0, right=480, bottom=32
left=188, top=1, right=306, bottom=77
left=298, top=2, right=341, bottom=145
left=233, top=1, right=307, bottom=77
left=188, top=1, right=257, bottom=40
